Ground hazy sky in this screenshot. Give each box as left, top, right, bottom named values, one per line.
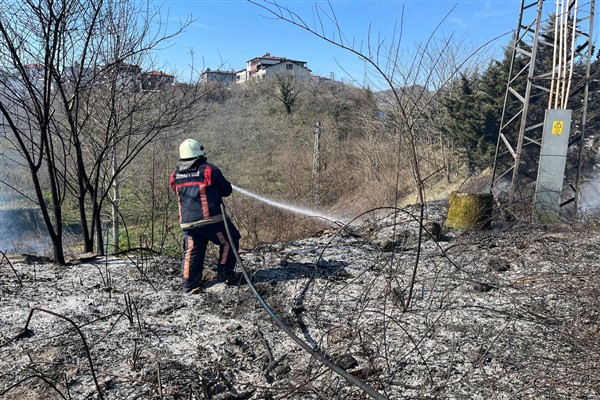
left=151, top=1, right=597, bottom=84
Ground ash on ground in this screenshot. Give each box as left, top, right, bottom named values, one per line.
left=1, top=204, right=599, bottom=399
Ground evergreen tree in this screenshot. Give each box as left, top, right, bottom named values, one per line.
left=441, top=72, right=498, bottom=172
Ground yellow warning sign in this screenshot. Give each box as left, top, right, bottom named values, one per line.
left=552, top=121, right=564, bottom=135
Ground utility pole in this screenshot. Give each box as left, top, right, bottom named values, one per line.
left=490, top=0, right=595, bottom=220
left=313, top=121, right=322, bottom=205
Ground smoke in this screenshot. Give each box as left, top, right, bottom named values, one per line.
left=232, top=185, right=350, bottom=225
left=0, top=207, right=52, bottom=255
left=576, top=147, right=600, bottom=214
left=578, top=178, right=600, bottom=213
left=572, top=178, right=600, bottom=221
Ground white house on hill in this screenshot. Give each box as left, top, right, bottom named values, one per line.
left=236, top=53, right=312, bottom=83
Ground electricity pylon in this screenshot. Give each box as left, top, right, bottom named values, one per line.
left=490, top=0, right=595, bottom=218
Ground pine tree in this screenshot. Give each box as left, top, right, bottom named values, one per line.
left=441, top=72, right=498, bottom=173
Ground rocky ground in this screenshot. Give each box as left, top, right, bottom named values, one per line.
left=1, top=202, right=600, bottom=399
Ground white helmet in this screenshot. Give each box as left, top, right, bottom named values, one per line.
left=179, top=138, right=205, bottom=159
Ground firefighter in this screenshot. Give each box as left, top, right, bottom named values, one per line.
left=170, top=138, right=241, bottom=293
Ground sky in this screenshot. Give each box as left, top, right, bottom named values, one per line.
left=148, top=1, right=598, bottom=85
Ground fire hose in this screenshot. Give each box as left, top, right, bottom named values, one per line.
left=220, top=203, right=388, bottom=400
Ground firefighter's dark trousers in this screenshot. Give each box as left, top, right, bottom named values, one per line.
left=181, top=220, right=240, bottom=292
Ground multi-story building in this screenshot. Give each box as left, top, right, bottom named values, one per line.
left=200, top=69, right=236, bottom=86
left=23, top=64, right=48, bottom=92
left=55, top=62, right=172, bottom=92
left=24, top=64, right=45, bottom=80
left=141, top=70, right=175, bottom=91
left=105, top=62, right=142, bottom=92
left=235, top=53, right=312, bottom=83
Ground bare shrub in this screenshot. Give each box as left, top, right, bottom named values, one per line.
left=226, top=194, right=330, bottom=248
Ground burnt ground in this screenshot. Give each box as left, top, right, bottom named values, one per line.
left=1, top=203, right=600, bottom=399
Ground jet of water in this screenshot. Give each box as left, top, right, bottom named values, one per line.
left=232, top=185, right=348, bottom=225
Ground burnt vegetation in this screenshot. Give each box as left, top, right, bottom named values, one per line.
left=1, top=0, right=600, bottom=399
left=1, top=208, right=600, bottom=399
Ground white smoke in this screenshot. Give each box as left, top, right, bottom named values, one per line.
left=576, top=148, right=600, bottom=214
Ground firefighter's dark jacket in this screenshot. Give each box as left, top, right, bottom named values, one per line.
left=170, top=157, right=232, bottom=229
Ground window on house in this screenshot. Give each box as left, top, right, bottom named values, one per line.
left=286, top=64, right=293, bottom=70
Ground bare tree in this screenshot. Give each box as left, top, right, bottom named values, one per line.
left=0, top=0, right=207, bottom=263
left=249, top=0, right=490, bottom=309
left=275, top=73, right=303, bottom=114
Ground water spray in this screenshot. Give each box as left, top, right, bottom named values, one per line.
left=232, top=184, right=348, bottom=225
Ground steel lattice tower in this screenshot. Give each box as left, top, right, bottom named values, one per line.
left=490, top=0, right=595, bottom=217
